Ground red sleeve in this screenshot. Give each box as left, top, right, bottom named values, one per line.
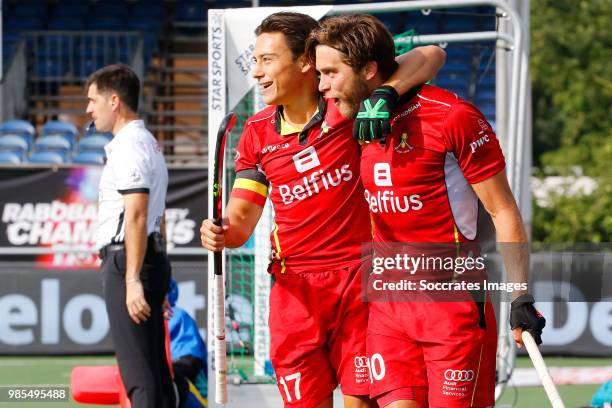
left=234, top=123, right=261, bottom=173
left=443, top=101, right=506, bottom=184
left=231, top=122, right=269, bottom=207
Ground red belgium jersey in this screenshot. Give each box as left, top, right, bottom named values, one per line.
left=231, top=96, right=371, bottom=271
left=360, top=85, right=506, bottom=244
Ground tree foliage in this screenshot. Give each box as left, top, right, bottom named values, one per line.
left=530, top=0, right=612, bottom=243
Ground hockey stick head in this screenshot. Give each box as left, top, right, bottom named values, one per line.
left=212, top=112, right=237, bottom=222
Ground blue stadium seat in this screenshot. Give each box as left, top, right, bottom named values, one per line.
left=0, top=135, right=29, bottom=160
left=47, top=17, right=85, bottom=31
left=42, top=120, right=79, bottom=139
left=131, top=3, right=165, bottom=19
left=53, top=1, right=90, bottom=18
left=41, top=121, right=79, bottom=149
left=0, top=151, right=23, bottom=164
left=35, top=135, right=73, bottom=155
left=127, top=17, right=163, bottom=34
left=78, top=135, right=109, bottom=153
left=12, top=3, right=48, bottom=19
left=87, top=17, right=126, bottom=31
left=92, top=3, right=130, bottom=19
left=74, top=58, right=102, bottom=78
left=35, top=59, right=68, bottom=78
left=28, top=151, right=66, bottom=164
left=0, top=120, right=35, bottom=143
left=82, top=122, right=114, bottom=139
left=4, top=17, right=44, bottom=31
left=37, top=35, right=74, bottom=61
left=175, top=2, right=206, bottom=22
left=72, top=151, right=105, bottom=165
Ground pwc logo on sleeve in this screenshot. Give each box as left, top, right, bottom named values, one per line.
left=292, top=146, right=320, bottom=173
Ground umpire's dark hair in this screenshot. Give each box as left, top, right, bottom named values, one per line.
left=255, top=12, right=320, bottom=59
left=306, top=14, right=398, bottom=79
left=86, top=64, right=140, bottom=112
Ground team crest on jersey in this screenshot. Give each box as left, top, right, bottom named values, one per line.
left=394, top=133, right=414, bottom=154
left=477, top=119, right=489, bottom=131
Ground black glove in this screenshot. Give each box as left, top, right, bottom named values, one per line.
left=353, top=85, right=399, bottom=145
left=510, top=293, right=546, bottom=345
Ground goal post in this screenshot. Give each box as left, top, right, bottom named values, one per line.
left=207, top=0, right=529, bottom=403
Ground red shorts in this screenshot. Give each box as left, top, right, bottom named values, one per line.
left=367, top=298, right=497, bottom=408
left=268, top=260, right=369, bottom=407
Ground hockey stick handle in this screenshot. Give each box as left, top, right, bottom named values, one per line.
left=522, top=331, right=565, bottom=408
left=211, top=112, right=236, bottom=404
left=214, top=266, right=227, bottom=404
left=213, top=218, right=227, bottom=404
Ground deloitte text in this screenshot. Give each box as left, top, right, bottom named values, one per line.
left=278, top=164, right=353, bottom=204
left=364, top=190, right=423, bottom=213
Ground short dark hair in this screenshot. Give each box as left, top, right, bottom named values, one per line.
left=86, top=64, right=140, bottom=112
left=306, top=14, right=398, bottom=79
left=255, top=12, right=320, bottom=59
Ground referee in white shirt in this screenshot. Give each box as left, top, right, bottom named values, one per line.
left=86, top=65, right=175, bottom=408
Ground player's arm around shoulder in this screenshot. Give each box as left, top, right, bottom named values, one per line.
left=385, top=45, right=447, bottom=93
left=353, top=46, right=446, bottom=143
left=200, top=197, right=263, bottom=251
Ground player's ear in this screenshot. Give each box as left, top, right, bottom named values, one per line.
left=362, top=61, right=378, bottom=81
left=298, top=54, right=313, bottom=74
left=110, top=94, right=120, bottom=111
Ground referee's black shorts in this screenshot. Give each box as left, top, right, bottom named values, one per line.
left=100, top=239, right=175, bottom=408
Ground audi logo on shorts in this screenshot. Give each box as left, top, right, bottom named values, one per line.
left=354, top=356, right=370, bottom=369
left=444, top=369, right=475, bottom=381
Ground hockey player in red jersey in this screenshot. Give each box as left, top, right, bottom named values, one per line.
left=200, top=12, right=446, bottom=408
left=307, top=14, right=545, bottom=408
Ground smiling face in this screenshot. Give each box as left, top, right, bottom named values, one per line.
left=85, top=83, right=116, bottom=133
left=252, top=32, right=309, bottom=106
left=315, top=45, right=369, bottom=119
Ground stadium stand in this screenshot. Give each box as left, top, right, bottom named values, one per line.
left=34, top=134, right=73, bottom=156
left=0, top=151, right=23, bottom=164
left=72, top=151, right=105, bottom=165
left=0, top=119, right=35, bottom=147
left=1, top=0, right=497, bottom=166
left=77, top=134, right=109, bottom=153
left=27, top=150, right=66, bottom=164
left=0, top=134, right=29, bottom=161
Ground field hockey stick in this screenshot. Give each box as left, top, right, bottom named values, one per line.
left=212, top=112, right=237, bottom=404
left=522, top=331, right=565, bottom=408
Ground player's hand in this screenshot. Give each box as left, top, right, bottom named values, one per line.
left=353, top=85, right=399, bottom=145
left=200, top=217, right=229, bottom=252
left=126, top=280, right=151, bottom=324
left=510, top=293, right=546, bottom=348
